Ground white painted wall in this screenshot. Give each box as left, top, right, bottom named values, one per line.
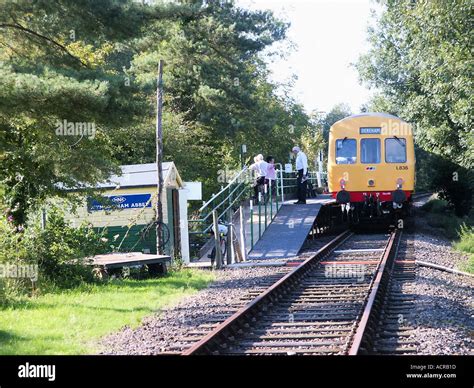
left=178, top=189, right=190, bottom=264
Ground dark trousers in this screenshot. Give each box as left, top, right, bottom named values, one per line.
left=296, top=169, right=307, bottom=202
left=253, top=176, right=266, bottom=201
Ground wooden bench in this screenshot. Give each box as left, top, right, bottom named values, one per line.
left=86, top=252, right=172, bottom=277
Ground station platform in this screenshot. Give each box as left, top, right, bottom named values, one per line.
left=248, top=195, right=334, bottom=260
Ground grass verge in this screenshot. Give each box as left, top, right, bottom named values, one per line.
left=0, top=269, right=214, bottom=355
left=454, top=226, right=474, bottom=274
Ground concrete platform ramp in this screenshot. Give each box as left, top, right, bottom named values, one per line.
left=248, top=202, right=326, bottom=260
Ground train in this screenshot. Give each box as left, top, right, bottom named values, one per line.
left=327, top=112, right=415, bottom=224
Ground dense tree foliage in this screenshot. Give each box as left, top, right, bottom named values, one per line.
left=357, top=0, right=473, bottom=168
left=357, top=0, right=473, bottom=215
left=0, top=0, right=316, bottom=227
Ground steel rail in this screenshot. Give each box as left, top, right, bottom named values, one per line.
left=348, top=229, right=401, bottom=355
left=182, top=229, right=352, bottom=355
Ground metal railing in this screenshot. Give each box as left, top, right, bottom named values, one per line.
left=188, top=164, right=327, bottom=261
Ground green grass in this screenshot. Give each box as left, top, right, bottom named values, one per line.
left=0, top=269, right=214, bottom=355
left=454, top=225, right=474, bottom=274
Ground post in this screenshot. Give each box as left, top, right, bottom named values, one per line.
left=264, top=184, right=268, bottom=229
left=276, top=173, right=279, bottom=211
left=155, top=59, right=164, bottom=255
left=212, top=210, right=222, bottom=269
left=227, top=208, right=233, bottom=265
left=258, top=192, right=262, bottom=238
left=240, top=144, right=247, bottom=169
left=41, top=208, right=47, bottom=230
left=269, top=180, right=273, bottom=221
left=317, top=149, right=323, bottom=188
left=280, top=168, right=285, bottom=203
left=249, top=200, right=254, bottom=250
left=239, top=206, right=247, bottom=261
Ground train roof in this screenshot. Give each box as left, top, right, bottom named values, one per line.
left=332, top=112, right=409, bottom=126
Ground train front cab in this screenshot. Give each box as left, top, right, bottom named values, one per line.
left=327, top=113, right=415, bottom=225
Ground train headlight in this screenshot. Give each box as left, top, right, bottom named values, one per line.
left=339, top=178, right=346, bottom=189
left=396, top=178, right=403, bottom=189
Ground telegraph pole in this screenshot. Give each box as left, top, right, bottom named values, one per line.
left=156, top=60, right=164, bottom=254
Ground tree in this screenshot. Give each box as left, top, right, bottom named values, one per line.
left=0, top=0, right=316, bottom=225
left=321, top=103, right=352, bottom=142
left=356, top=0, right=473, bottom=169
left=121, top=1, right=312, bottom=197
left=0, top=0, right=207, bottom=226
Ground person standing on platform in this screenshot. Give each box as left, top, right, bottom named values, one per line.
left=292, top=146, right=308, bottom=204
left=265, top=155, right=276, bottom=197
left=249, top=154, right=268, bottom=203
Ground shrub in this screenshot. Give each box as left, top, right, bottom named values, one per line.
left=429, top=159, right=473, bottom=217
left=24, top=206, right=108, bottom=288
left=454, top=225, right=474, bottom=274
left=0, top=205, right=108, bottom=304
left=420, top=199, right=449, bottom=213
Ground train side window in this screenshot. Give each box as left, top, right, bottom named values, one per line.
left=336, top=138, right=357, bottom=164
left=385, top=138, right=407, bottom=163
left=361, top=138, right=381, bottom=163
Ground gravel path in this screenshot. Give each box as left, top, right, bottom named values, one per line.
left=100, top=211, right=473, bottom=356
left=101, top=265, right=291, bottom=354
left=409, top=231, right=473, bottom=355
left=100, top=234, right=337, bottom=355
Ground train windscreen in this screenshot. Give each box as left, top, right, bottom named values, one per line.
left=385, top=138, right=407, bottom=163
left=336, top=139, right=357, bottom=164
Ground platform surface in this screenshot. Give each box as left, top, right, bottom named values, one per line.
left=248, top=196, right=334, bottom=260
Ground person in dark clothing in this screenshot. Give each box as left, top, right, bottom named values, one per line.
left=292, top=146, right=308, bottom=204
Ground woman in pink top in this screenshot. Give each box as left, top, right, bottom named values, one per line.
left=265, top=155, right=276, bottom=196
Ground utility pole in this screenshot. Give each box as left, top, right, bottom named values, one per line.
left=156, top=60, right=164, bottom=255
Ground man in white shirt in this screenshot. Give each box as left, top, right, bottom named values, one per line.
left=292, top=146, right=308, bottom=204
left=249, top=154, right=269, bottom=202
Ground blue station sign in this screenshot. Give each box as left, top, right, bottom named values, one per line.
left=88, top=193, right=152, bottom=212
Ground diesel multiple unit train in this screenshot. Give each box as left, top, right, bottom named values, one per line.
left=327, top=113, right=415, bottom=224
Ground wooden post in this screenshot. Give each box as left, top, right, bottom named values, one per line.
left=212, top=210, right=222, bottom=269
left=239, top=206, right=247, bottom=262
left=156, top=60, right=164, bottom=255
left=233, top=229, right=243, bottom=263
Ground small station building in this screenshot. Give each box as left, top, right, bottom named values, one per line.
left=64, top=163, right=200, bottom=263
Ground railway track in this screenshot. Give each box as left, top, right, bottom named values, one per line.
left=370, top=234, right=418, bottom=354
left=182, top=229, right=404, bottom=355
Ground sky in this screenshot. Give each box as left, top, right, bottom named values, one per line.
left=237, top=0, right=380, bottom=115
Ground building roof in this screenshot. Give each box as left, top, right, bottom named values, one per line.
left=95, top=162, right=182, bottom=189
left=60, top=162, right=183, bottom=191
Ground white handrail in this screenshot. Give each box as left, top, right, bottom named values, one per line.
left=198, top=166, right=249, bottom=212
left=274, top=163, right=285, bottom=203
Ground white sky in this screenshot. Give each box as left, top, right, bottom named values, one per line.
left=237, top=0, right=380, bottom=114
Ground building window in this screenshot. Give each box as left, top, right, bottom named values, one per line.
left=336, top=138, right=357, bottom=164
left=361, top=138, right=381, bottom=164
left=385, top=138, right=407, bottom=163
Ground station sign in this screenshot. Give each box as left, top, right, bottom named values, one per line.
left=87, top=193, right=152, bottom=212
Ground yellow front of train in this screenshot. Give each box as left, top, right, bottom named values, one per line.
left=327, top=113, right=415, bottom=217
